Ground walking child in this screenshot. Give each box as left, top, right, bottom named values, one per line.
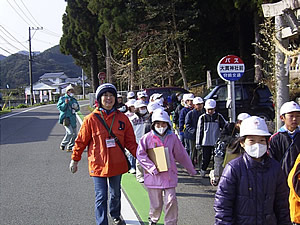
left=269, top=101, right=300, bottom=179
left=214, top=116, right=291, bottom=225
left=195, top=99, right=227, bottom=177
left=137, top=109, right=196, bottom=225
left=130, top=100, right=151, bottom=182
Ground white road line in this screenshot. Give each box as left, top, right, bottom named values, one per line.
left=121, top=190, right=141, bottom=225
left=0, top=105, right=48, bottom=120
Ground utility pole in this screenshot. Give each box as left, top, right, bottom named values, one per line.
left=82, top=69, right=85, bottom=99
left=275, top=15, right=289, bottom=129
left=105, top=36, right=112, bottom=83
left=28, top=27, right=43, bottom=105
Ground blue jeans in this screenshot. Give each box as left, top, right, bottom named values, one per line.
left=93, top=175, right=122, bottom=225
left=61, top=124, right=77, bottom=149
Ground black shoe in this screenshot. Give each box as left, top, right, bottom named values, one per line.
left=113, top=217, right=125, bottom=225
left=60, top=145, right=65, bottom=150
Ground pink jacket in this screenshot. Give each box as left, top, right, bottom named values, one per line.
left=137, top=130, right=196, bottom=189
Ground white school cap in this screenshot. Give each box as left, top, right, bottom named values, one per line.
left=280, top=101, right=300, bottom=115
left=240, top=116, right=271, bottom=137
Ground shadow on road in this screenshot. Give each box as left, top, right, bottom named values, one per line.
left=1, top=113, right=60, bottom=145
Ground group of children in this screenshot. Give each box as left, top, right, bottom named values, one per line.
left=109, top=88, right=300, bottom=225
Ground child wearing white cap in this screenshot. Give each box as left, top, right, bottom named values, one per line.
left=269, top=101, right=300, bottom=179
left=125, top=99, right=136, bottom=119
left=136, top=109, right=196, bottom=225
left=127, top=91, right=135, bottom=100
left=209, top=112, right=250, bottom=186
left=195, top=99, right=227, bottom=177
left=178, top=93, right=194, bottom=154
left=130, top=100, right=151, bottom=182
left=184, top=97, right=205, bottom=167
left=214, top=116, right=291, bottom=224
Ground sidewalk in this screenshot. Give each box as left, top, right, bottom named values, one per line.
left=79, top=104, right=92, bottom=117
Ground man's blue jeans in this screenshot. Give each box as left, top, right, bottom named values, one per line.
left=93, top=175, right=122, bottom=225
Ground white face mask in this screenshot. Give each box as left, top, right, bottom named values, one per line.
left=155, top=126, right=168, bottom=135
left=139, top=109, right=147, bottom=115
left=244, top=143, right=267, bottom=158
left=69, top=93, right=74, bottom=97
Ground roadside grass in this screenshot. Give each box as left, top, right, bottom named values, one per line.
left=0, top=108, right=11, bottom=115
left=122, top=173, right=164, bottom=225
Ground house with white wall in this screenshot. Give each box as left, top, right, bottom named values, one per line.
left=25, top=72, right=87, bottom=103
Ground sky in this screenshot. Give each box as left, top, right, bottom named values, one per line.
left=0, top=0, right=67, bottom=56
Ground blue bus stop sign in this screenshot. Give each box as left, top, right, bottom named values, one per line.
left=217, top=55, right=245, bottom=81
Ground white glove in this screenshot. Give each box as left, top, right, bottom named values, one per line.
left=69, top=160, right=78, bottom=173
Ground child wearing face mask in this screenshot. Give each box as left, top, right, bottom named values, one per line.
left=214, top=116, right=291, bottom=225
left=137, top=109, right=197, bottom=225
left=130, top=100, right=151, bottom=182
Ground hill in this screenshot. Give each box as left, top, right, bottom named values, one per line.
left=0, top=55, right=6, bottom=61
left=0, top=45, right=81, bottom=88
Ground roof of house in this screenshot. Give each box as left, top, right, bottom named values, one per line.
left=40, top=72, right=67, bottom=79
left=66, top=77, right=81, bottom=82
left=33, top=81, right=56, bottom=90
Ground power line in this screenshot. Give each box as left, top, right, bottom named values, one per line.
left=13, top=0, right=38, bottom=27
left=0, top=25, right=28, bottom=50
left=0, top=34, right=21, bottom=51
left=32, top=37, right=56, bottom=45
left=12, top=0, right=61, bottom=38
left=0, top=46, right=12, bottom=55
left=20, top=0, right=42, bottom=27
left=42, top=28, right=61, bottom=37
left=6, top=0, right=32, bottom=27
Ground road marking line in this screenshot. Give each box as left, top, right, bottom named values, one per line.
left=0, top=105, right=47, bottom=120
left=121, top=190, right=141, bottom=225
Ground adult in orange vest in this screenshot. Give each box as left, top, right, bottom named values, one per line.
left=69, top=83, right=137, bottom=225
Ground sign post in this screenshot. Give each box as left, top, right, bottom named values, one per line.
left=217, top=55, right=245, bottom=122
left=98, top=72, right=106, bottom=84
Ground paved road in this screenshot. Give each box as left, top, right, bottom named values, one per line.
left=0, top=102, right=216, bottom=225
left=0, top=103, right=95, bottom=224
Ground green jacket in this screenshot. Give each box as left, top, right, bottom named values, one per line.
left=57, top=94, right=80, bottom=128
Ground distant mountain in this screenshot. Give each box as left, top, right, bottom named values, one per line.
left=0, top=45, right=81, bottom=88
left=17, top=50, right=41, bottom=56
left=0, top=54, right=6, bottom=61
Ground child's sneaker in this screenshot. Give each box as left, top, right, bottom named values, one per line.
left=113, top=217, right=125, bottom=225
left=209, top=170, right=219, bottom=186
left=128, top=168, right=136, bottom=174
left=148, top=217, right=157, bottom=225
left=199, top=169, right=206, bottom=177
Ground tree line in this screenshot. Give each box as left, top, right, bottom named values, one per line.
left=60, top=0, right=275, bottom=92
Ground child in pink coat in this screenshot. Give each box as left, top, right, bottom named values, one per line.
left=137, top=109, right=197, bottom=225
